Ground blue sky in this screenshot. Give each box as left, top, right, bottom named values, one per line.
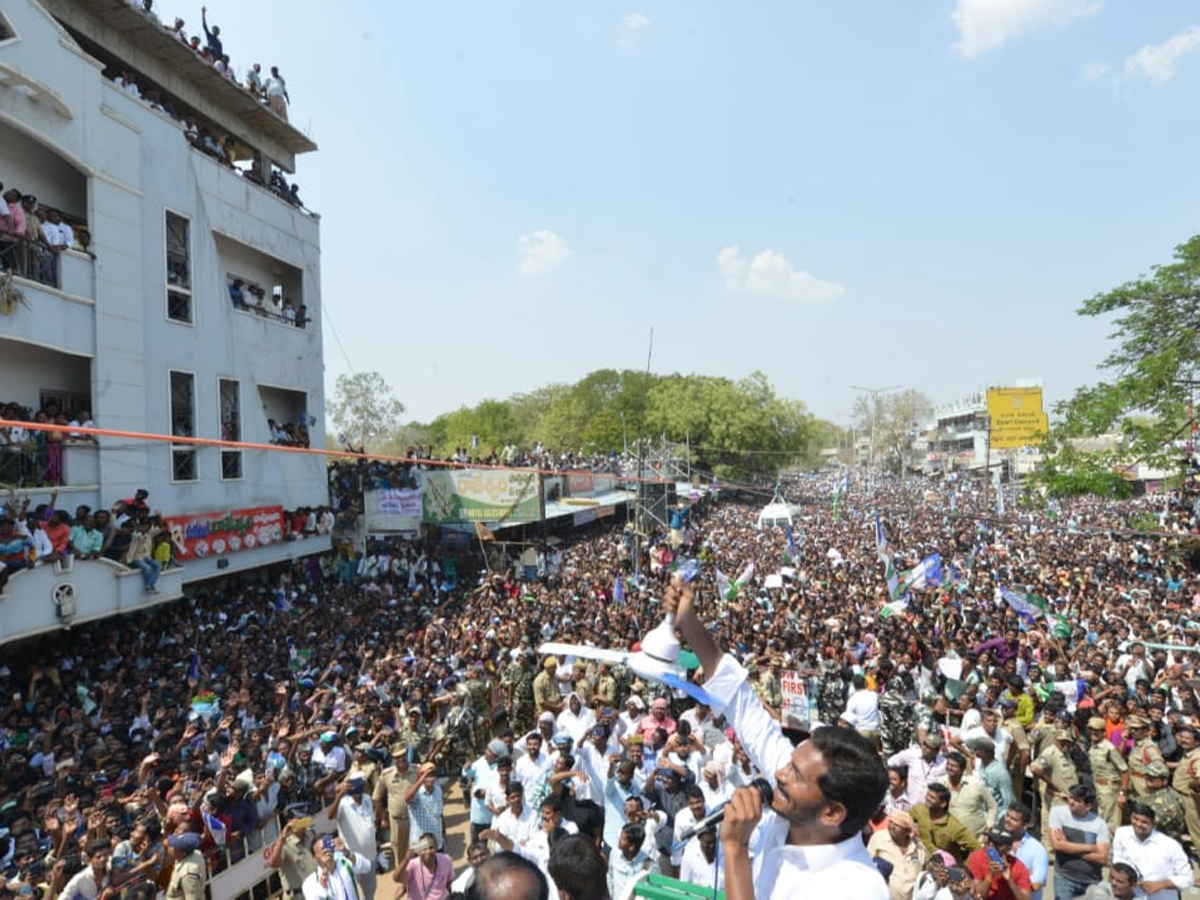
left=197, top=1, right=1200, bottom=427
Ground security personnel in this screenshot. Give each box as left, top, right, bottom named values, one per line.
left=1173, top=724, right=1200, bottom=859
left=1030, top=726, right=1079, bottom=839
left=1085, top=716, right=1128, bottom=832
left=373, top=744, right=415, bottom=866
left=533, top=656, right=563, bottom=717
left=164, top=831, right=207, bottom=900
left=1143, top=760, right=1189, bottom=846
left=1124, top=715, right=1165, bottom=801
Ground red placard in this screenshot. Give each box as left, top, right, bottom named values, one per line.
left=164, top=506, right=285, bottom=560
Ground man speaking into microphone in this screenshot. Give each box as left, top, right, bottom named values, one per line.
left=664, top=578, right=889, bottom=900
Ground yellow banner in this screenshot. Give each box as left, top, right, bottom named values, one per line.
left=987, top=387, right=1048, bottom=449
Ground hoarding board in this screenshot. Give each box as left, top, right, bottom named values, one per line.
left=986, top=387, right=1048, bottom=449
left=165, top=506, right=285, bottom=560
left=364, top=488, right=423, bottom=532
left=420, top=469, right=541, bottom=523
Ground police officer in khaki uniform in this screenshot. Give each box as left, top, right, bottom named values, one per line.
left=1172, top=724, right=1200, bottom=861
left=533, top=657, right=563, bottom=717
left=1030, top=726, right=1079, bottom=839
left=999, top=698, right=1031, bottom=802
left=373, top=744, right=415, bottom=872
left=593, top=661, right=618, bottom=708
left=1124, top=715, right=1165, bottom=801
left=1085, top=716, right=1128, bottom=831
left=164, top=831, right=207, bottom=900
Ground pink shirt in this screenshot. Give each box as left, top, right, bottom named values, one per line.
left=0, top=202, right=24, bottom=239
left=638, top=711, right=677, bottom=742
left=404, top=854, right=453, bottom=900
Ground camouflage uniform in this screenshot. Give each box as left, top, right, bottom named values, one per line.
left=464, top=672, right=491, bottom=754
left=438, top=698, right=478, bottom=780
left=817, top=664, right=846, bottom=726
left=1145, top=784, right=1189, bottom=846
left=508, top=662, right=536, bottom=735
left=398, top=717, right=432, bottom=762
left=879, top=683, right=916, bottom=757
left=758, top=669, right=783, bottom=709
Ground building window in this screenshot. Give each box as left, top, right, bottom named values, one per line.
left=169, top=370, right=197, bottom=481
left=166, top=211, right=192, bottom=324
left=219, top=377, right=242, bottom=480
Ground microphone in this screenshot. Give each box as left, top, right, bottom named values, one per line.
left=672, top=778, right=774, bottom=849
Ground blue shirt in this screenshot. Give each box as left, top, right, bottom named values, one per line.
left=1013, top=834, right=1049, bottom=900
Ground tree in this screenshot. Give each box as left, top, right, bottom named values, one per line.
left=1053, top=235, right=1200, bottom=481
left=327, top=371, right=406, bottom=451
left=851, top=389, right=932, bottom=473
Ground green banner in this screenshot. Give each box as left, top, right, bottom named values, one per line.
left=420, top=469, right=541, bottom=523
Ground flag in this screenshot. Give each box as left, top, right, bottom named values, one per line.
left=832, top=475, right=847, bottom=522
left=203, top=811, right=227, bottom=846
left=186, top=650, right=200, bottom=683
left=879, top=597, right=910, bottom=619
left=613, top=574, right=625, bottom=605
left=715, top=568, right=734, bottom=602
left=883, top=556, right=903, bottom=602
left=898, top=554, right=943, bottom=593
left=784, top=523, right=798, bottom=564
left=273, top=589, right=292, bottom=613
left=874, top=513, right=888, bottom=556
left=735, top=562, right=755, bottom=590
left=1001, top=587, right=1071, bottom=639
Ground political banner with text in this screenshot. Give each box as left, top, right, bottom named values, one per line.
left=420, top=469, right=541, bottom=524
left=364, top=488, right=423, bottom=532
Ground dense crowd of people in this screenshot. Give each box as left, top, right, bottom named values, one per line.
left=3, top=472, right=1200, bottom=900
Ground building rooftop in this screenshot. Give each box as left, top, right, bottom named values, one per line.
left=41, top=0, right=316, bottom=170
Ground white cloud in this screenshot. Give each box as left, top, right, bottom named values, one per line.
left=1124, top=26, right=1200, bottom=83
left=517, top=230, right=570, bottom=278
left=619, top=13, right=651, bottom=48
left=951, top=0, right=1101, bottom=58
left=717, top=245, right=845, bottom=305
left=1081, top=61, right=1110, bottom=82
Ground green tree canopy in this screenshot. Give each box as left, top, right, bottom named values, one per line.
left=415, top=368, right=827, bottom=483
left=1045, top=235, right=1200, bottom=493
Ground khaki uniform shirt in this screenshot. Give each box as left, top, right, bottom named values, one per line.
left=1127, top=738, right=1165, bottom=797
left=1088, top=742, right=1128, bottom=790
left=165, top=851, right=206, bottom=900
left=374, top=766, right=415, bottom=820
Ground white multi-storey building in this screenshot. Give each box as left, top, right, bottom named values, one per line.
left=0, top=0, right=329, bottom=641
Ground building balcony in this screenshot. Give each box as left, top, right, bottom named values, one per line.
left=1, top=253, right=96, bottom=357
left=0, top=557, right=184, bottom=645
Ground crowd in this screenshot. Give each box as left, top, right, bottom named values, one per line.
left=101, top=2, right=310, bottom=219
left=0, top=183, right=86, bottom=288
left=2, top=472, right=1200, bottom=900
left=229, top=282, right=309, bottom=328
left=0, top=401, right=97, bottom=488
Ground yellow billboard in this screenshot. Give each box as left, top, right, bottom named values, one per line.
left=986, top=387, right=1048, bottom=449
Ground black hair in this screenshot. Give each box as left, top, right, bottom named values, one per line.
left=811, top=727, right=889, bottom=839
left=1005, top=802, right=1032, bottom=826
left=547, top=835, right=607, bottom=900
left=1127, top=800, right=1155, bottom=822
